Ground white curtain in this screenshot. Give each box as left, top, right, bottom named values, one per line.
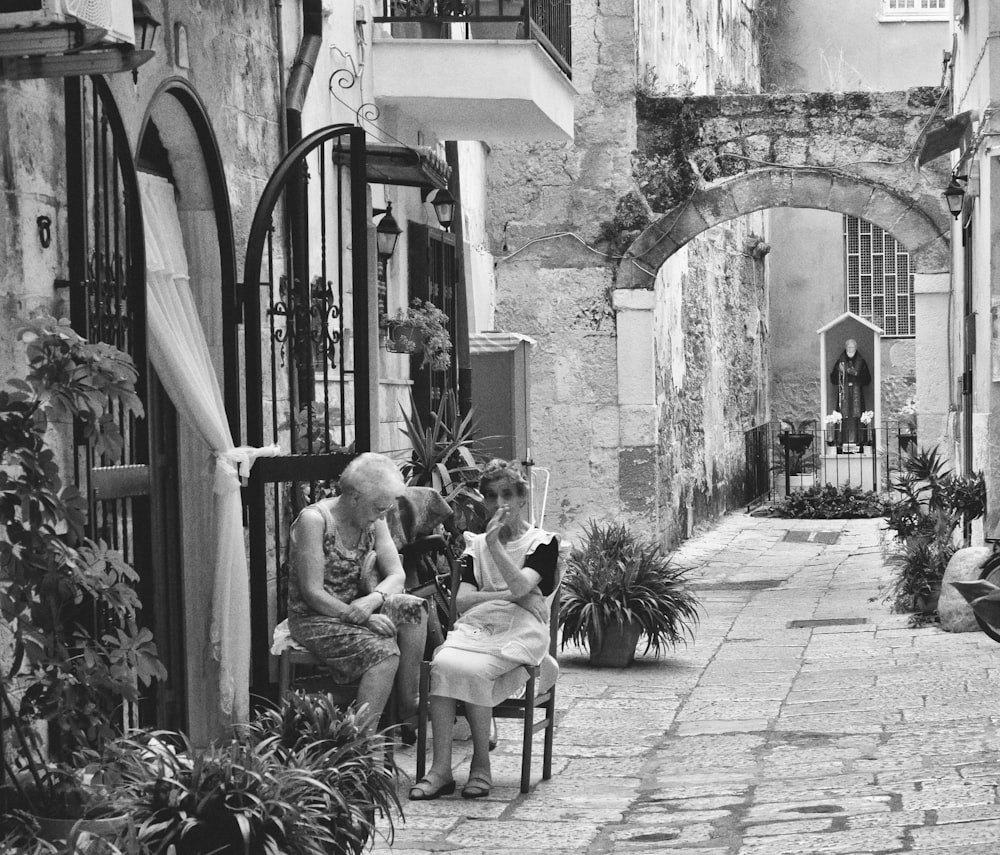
left=139, top=172, right=279, bottom=722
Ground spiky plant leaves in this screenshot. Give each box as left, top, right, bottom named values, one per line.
left=559, top=521, right=701, bottom=658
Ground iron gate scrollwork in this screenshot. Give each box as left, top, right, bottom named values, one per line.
left=241, top=124, right=372, bottom=698
left=64, top=76, right=165, bottom=729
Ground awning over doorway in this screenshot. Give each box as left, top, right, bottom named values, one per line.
left=331, top=141, right=451, bottom=190
left=916, top=110, right=975, bottom=168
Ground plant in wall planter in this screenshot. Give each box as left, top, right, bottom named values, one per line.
left=385, top=299, right=453, bottom=372
left=558, top=521, right=701, bottom=667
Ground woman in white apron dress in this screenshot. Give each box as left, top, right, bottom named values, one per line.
left=409, top=460, right=558, bottom=801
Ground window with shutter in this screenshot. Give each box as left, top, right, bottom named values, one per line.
left=408, top=223, right=460, bottom=421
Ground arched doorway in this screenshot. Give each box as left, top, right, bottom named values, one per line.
left=134, top=78, right=237, bottom=738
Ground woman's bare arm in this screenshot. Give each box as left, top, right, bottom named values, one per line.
left=292, top=508, right=366, bottom=624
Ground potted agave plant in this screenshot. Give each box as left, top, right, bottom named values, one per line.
left=0, top=317, right=165, bottom=848
left=559, top=521, right=701, bottom=667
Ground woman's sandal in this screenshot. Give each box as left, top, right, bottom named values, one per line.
left=461, top=773, right=492, bottom=799
left=408, top=775, right=456, bottom=801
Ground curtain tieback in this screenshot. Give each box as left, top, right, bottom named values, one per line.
left=214, top=444, right=282, bottom=493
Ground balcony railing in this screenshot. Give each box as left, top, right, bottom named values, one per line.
left=374, top=0, right=572, bottom=79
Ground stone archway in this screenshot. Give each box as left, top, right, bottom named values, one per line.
left=608, top=88, right=956, bottom=523
left=621, top=167, right=949, bottom=287
left=623, top=88, right=953, bottom=284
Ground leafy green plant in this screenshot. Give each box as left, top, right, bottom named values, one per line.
left=884, top=445, right=985, bottom=542
left=885, top=519, right=956, bottom=615
left=115, top=693, right=400, bottom=855
left=765, top=484, right=887, bottom=519
left=882, top=445, right=985, bottom=613
left=385, top=299, right=453, bottom=372
left=559, top=521, right=701, bottom=658
left=0, top=318, right=164, bottom=777
left=398, top=388, right=490, bottom=534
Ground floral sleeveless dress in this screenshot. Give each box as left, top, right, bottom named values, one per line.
left=287, top=501, right=427, bottom=684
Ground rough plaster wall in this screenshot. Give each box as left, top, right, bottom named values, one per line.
left=0, top=78, right=67, bottom=363
left=657, top=218, right=768, bottom=546
left=487, top=0, right=636, bottom=540
left=638, top=0, right=759, bottom=94
left=644, top=0, right=766, bottom=542
left=486, top=0, right=766, bottom=544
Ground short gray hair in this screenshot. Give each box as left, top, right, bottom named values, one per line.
left=339, top=452, right=406, bottom=498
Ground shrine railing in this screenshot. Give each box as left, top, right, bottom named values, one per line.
left=743, top=422, right=918, bottom=505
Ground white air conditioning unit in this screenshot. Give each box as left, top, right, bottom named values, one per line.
left=0, top=0, right=134, bottom=46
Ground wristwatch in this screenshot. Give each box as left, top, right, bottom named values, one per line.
left=376, top=590, right=388, bottom=606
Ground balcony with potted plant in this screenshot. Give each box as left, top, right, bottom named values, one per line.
left=371, top=0, right=576, bottom=143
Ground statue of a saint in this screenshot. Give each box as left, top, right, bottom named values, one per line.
left=830, top=338, right=871, bottom=450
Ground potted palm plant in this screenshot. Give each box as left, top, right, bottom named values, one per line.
left=883, top=445, right=985, bottom=615
left=559, top=521, right=701, bottom=667
left=0, top=317, right=165, bottom=843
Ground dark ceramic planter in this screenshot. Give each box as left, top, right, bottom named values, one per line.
left=588, top=619, right=643, bottom=667
left=37, top=813, right=129, bottom=851
left=385, top=320, right=424, bottom=355
left=778, top=432, right=814, bottom=455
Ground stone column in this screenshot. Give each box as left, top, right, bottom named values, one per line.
left=612, top=289, right=659, bottom=532
left=913, top=271, right=951, bottom=455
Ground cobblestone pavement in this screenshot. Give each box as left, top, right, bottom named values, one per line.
left=375, top=514, right=1000, bottom=854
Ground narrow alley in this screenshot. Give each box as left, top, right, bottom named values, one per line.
left=384, top=514, right=1000, bottom=854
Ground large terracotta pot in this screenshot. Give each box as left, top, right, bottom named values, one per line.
left=587, top=619, right=643, bottom=667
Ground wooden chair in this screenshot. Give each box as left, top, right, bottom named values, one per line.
left=415, top=551, right=561, bottom=793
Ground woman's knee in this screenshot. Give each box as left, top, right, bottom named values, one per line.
left=363, top=654, right=399, bottom=684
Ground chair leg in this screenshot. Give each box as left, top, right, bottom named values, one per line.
left=520, top=674, right=536, bottom=794
left=416, top=661, right=430, bottom=782
left=278, top=650, right=291, bottom=697
left=542, top=685, right=555, bottom=781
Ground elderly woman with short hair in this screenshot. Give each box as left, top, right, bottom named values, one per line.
left=409, top=459, right=559, bottom=801
left=288, top=452, right=428, bottom=727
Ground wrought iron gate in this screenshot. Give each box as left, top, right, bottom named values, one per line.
left=64, top=76, right=181, bottom=729
left=241, top=124, right=373, bottom=698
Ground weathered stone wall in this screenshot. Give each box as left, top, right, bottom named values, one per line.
left=634, top=89, right=949, bottom=219
left=487, top=0, right=768, bottom=545
left=655, top=216, right=768, bottom=546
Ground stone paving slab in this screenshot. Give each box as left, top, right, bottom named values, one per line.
left=376, top=514, right=1000, bottom=854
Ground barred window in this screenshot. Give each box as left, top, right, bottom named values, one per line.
left=843, top=215, right=915, bottom=337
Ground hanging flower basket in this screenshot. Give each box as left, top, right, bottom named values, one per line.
left=383, top=299, right=452, bottom=371
left=385, top=320, right=424, bottom=355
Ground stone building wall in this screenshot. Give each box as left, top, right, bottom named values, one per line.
left=486, top=0, right=768, bottom=545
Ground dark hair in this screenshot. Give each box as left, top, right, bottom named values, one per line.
left=479, top=458, right=528, bottom=498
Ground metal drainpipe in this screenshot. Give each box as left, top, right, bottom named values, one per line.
left=285, top=0, right=323, bottom=407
